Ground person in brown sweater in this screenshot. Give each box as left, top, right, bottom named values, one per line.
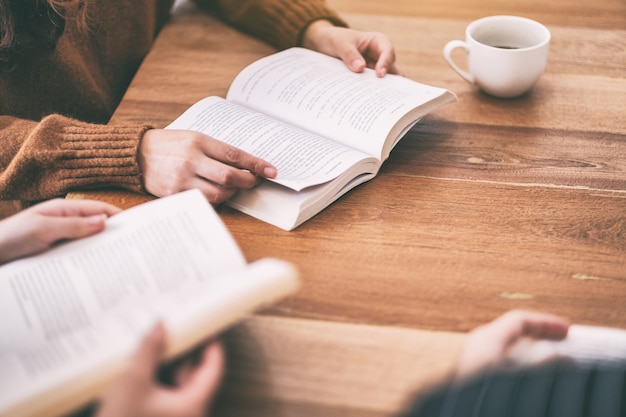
left=0, top=0, right=401, bottom=215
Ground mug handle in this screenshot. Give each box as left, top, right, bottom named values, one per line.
left=443, top=40, right=473, bottom=84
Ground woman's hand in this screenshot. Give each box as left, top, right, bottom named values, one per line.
left=302, top=19, right=402, bottom=77
left=139, top=129, right=277, bottom=204
left=455, top=310, right=570, bottom=379
left=0, top=199, right=121, bottom=265
left=96, top=322, right=225, bottom=417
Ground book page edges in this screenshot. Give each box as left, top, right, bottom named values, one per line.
left=381, top=90, right=457, bottom=161
left=507, top=324, right=626, bottom=367
left=227, top=161, right=378, bottom=230
left=164, top=258, right=300, bottom=356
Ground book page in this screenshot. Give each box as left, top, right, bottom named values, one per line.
left=166, top=96, right=372, bottom=191
left=508, top=324, right=626, bottom=366
left=0, top=306, right=154, bottom=417
left=227, top=47, right=455, bottom=160
left=0, top=189, right=245, bottom=349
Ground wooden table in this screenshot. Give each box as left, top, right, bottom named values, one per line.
left=68, top=0, right=626, bottom=415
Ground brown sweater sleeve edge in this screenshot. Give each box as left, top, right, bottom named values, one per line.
left=1, top=114, right=152, bottom=200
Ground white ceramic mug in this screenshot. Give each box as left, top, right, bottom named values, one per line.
left=443, top=15, right=551, bottom=98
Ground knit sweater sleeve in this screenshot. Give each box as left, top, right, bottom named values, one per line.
left=0, top=114, right=149, bottom=200
left=196, top=0, right=348, bottom=50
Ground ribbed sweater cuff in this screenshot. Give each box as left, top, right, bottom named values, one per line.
left=35, top=115, right=149, bottom=195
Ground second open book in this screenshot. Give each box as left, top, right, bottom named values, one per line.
left=0, top=190, right=299, bottom=417
left=168, top=47, right=457, bottom=230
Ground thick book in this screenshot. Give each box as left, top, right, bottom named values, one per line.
left=0, top=189, right=300, bottom=417
left=167, top=47, right=457, bottom=230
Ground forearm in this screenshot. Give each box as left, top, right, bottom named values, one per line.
left=0, top=115, right=149, bottom=200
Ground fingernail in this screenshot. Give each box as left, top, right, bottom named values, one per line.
left=140, top=322, right=165, bottom=351
left=352, top=58, right=365, bottom=71
left=87, top=214, right=107, bottom=228
left=379, top=67, right=387, bottom=77
left=151, top=321, right=165, bottom=337
left=263, top=166, right=277, bottom=178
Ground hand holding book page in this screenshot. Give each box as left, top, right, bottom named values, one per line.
left=508, top=324, right=626, bottom=367
left=167, top=47, right=457, bottom=230
left=0, top=189, right=300, bottom=417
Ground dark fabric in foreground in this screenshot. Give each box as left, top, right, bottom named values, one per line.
left=402, top=361, right=626, bottom=417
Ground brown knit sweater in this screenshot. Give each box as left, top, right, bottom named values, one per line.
left=0, top=0, right=345, bottom=203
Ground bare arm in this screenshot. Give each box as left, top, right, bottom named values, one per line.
left=0, top=199, right=121, bottom=265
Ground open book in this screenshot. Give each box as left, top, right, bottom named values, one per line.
left=0, top=189, right=300, bottom=417
left=167, top=47, right=457, bottom=230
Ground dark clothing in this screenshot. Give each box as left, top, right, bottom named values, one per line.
left=403, top=361, right=626, bottom=417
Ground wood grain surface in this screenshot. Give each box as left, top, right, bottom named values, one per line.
left=66, top=0, right=626, bottom=415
